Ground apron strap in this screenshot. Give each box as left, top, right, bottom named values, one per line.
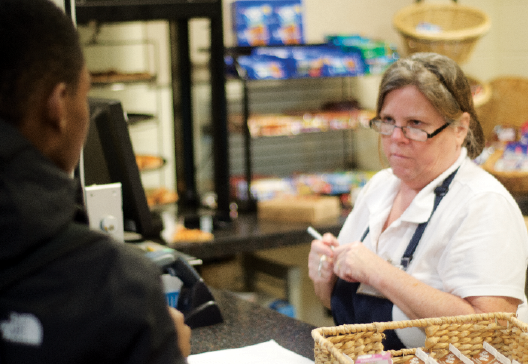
left=400, top=167, right=458, bottom=269
left=331, top=168, right=460, bottom=349
left=359, top=167, right=459, bottom=269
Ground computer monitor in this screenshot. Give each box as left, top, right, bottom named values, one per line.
left=81, top=97, right=160, bottom=239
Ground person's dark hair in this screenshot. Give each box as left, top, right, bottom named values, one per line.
left=0, top=0, right=84, bottom=126
left=376, top=52, right=485, bottom=159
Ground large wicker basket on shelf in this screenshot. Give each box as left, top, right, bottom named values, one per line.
left=312, top=312, right=528, bottom=364
left=393, top=0, right=491, bottom=64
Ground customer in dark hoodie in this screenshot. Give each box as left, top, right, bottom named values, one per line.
left=0, top=0, right=190, bottom=363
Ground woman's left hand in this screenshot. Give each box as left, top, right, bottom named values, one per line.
left=333, top=242, right=389, bottom=284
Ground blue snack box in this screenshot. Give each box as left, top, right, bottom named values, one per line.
left=270, top=1, right=304, bottom=45
left=232, top=1, right=273, bottom=46
left=326, top=34, right=399, bottom=75
left=246, top=45, right=365, bottom=79
left=232, top=0, right=304, bottom=46
left=236, top=54, right=290, bottom=80
left=320, top=47, right=364, bottom=77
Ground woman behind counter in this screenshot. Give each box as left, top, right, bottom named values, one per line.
left=308, top=52, right=528, bottom=350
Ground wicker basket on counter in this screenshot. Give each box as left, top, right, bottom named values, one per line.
left=312, top=312, right=528, bottom=364
left=393, top=0, right=491, bottom=64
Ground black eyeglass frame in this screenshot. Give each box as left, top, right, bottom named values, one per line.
left=369, top=118, right=450, bottom=141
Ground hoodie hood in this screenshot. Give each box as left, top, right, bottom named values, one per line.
left=0, top=118, right=78, bottom=267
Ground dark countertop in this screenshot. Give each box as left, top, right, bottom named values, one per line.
left=169, top=212, right=346, bottom=261
left=191, top=289, right=316, bottom=360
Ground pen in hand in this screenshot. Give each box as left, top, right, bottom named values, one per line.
left=308, top=226, right=334, bottom=277
left=307, top=226, right=334, bottom=251
left=307, top=226, right=323, bottom=240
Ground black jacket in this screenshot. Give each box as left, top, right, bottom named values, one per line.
left=0, top=119, right=185, bottom=363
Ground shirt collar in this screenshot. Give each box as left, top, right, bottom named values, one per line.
left=401, top=147, right=467, bottom=223
left=364, top=147, right=468, bottom=225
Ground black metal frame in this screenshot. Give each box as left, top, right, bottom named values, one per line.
left=75, top=0, right=231, bottom=220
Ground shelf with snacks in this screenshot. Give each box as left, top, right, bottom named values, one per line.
left=224, top=40, right=492, bottom=213
left=223, top=40, right=396, bottom=211
left=228, top=108, right=374, bottom=138
left=82, top=33, right=177, bottom=209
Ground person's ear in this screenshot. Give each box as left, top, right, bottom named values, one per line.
left=455, top=112, right=470, bottom=146
left=46, top=82, right=68, bottom=132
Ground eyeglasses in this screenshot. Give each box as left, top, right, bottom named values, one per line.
left=370, top=118, right=450, bottom=142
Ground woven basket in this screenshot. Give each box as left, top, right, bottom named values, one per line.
left=475, top=77, right=528, bottom=143
left=482, top=148, right=528, bottom=195
left=393, top=1, right=491, bottom=64
left=312, top=312, right=528, bottom=364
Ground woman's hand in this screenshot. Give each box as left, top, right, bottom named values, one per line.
left=308, top=233, right=339, bottom=308
left=167, top=306, right=191, bottom=357
left=308, top=233, right=339, bottom=282
left=331, top=245, right=522, bottom=321
left=333, top=241, right=389, bottom=285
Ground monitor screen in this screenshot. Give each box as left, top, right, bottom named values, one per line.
left=82, top=97, right=159, bottom=239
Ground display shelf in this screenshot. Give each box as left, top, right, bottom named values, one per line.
left=228, top=109, right=374, bottom=138
left=226, top=46, right=375, bottom=211
left=90, top=72, right=157, bottom=85
left=84, top=37, right=170, bottom=192
left=126, top=112, right=156, bottom=126
left=75, top=0, right=231, bottom=219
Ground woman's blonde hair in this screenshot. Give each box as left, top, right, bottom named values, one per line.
left=376, top=52, right=485, bottom=159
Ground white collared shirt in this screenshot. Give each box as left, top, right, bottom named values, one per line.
left=337, top=148, right=528, bottom=348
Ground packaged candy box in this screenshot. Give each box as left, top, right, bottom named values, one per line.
left=232, top=0, right=304, bottom=46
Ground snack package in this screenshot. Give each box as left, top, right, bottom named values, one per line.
left=232, top=0, right=304, bottom=46
left=232, top=2, right=272, bottom=46
left=321, top=47, right=364, bottom=77
left=494, top=142, right=528, bottom=172
left=270, top=1, right=304, bottom=45
left=326, top=34, right=399, bottom=75
left=236, top=54, right=290, bottom=80
left=469, top=342, right=511, bottom=364
left=355, top=352, right=392, bottom=364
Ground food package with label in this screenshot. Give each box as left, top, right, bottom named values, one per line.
left=236, top=54, right=291, bottom=80
left=355, top=352, right=393, bottom=364
left=253, top=44, right=365, bottom=78
left=269, top=0, right=304, bottom=45
left=326, top=34, right=399, bottom=75
left=232, top=0, right=304, bottom=46
left=493, top=142, right=528, bottom=172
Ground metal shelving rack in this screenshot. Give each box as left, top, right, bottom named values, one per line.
left=75, top=0, right=231, bottom=221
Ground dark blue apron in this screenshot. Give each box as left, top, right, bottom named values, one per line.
left=331, top=168, right=458, bottom=350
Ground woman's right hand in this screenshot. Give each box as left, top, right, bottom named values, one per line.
left=308, top=233, right=339, bottom=308
left=308, top=233, right=338, bottom=282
